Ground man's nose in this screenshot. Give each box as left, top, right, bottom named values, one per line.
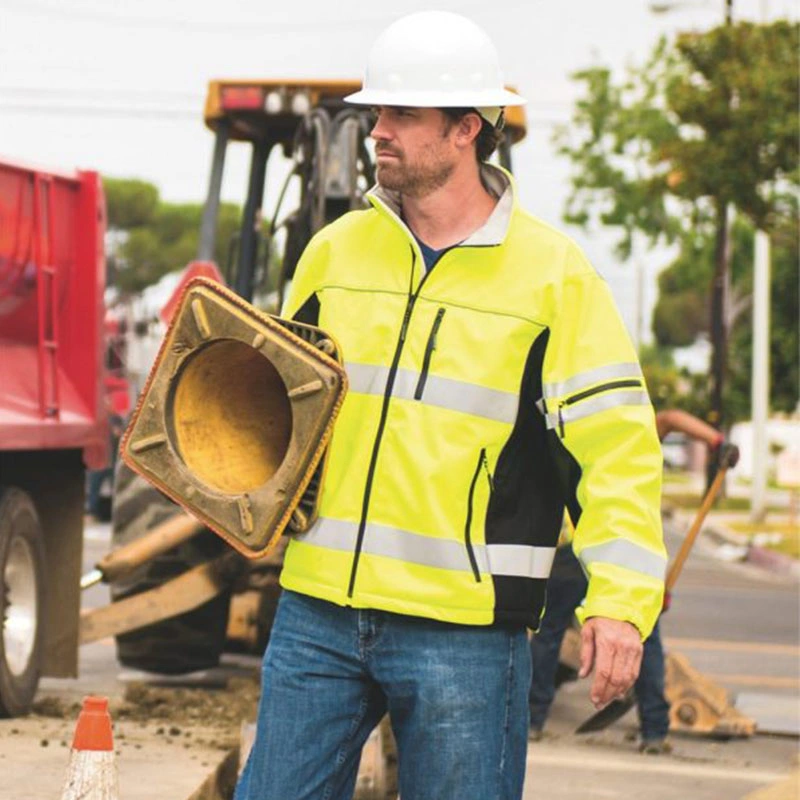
left=370, top=111, right=391, bottom=142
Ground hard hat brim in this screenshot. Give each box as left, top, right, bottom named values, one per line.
left=344, top=87, right=526, bottom=108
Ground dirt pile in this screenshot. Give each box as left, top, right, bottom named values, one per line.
left=31, top=675, right=261, bottom=752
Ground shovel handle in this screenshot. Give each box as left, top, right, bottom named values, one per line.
left=665, top=463, right=730, bottom=593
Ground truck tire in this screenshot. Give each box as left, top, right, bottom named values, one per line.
left=0, top=487, right=46, bottom=717
left=110, top=462, right=233, bottom=674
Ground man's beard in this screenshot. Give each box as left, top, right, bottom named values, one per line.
left=376, top=149, right=455, bottom=198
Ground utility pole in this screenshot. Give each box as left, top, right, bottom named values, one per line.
left=751, top=231, right=771, bottom=522
left=707, top=0, right=735, bottom=488
left=750, top=0, right=772, bottom=523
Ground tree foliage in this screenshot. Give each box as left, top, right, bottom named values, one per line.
left=556, top=20, right=799, bottom=422
left=664, top=22, right=799, bottom=228
left=103, top=177, right=241, bottom=293
left=557, top=21, right=798, bottom=245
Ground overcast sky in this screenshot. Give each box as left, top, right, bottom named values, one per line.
left=2, top=0, right=796, bottom=339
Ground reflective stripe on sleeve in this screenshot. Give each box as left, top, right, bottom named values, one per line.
left=577, top=539, right=667, bottom=581
left=543, top=362, right=643, bottom=400
left=295, top=517, right=556, bottom=580
left=542, top=389, right=651, bottom=430
left=345, top=362, right=519, bottom=424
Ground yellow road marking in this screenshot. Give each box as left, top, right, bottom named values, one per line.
left=527, top=747, right=785, bottom=784
left=665, top=637, right=800, bottom=657
left=704, top=673, right=799, bottom=689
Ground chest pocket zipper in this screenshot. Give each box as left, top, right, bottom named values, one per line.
left=464, top=447, right=493, bottom=582
left=414, top=307, right=446, bottom=400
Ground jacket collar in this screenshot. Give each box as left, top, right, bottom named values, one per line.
left=368, top=163, right=515, bottom=247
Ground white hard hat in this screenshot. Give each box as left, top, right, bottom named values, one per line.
left=344, top=11, right=526, bottom=119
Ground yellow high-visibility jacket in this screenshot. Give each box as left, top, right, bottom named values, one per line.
left=281, top=165, right=666, bottom=638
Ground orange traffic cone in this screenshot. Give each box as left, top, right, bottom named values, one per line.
left=61, top=696, right=119, bottom=800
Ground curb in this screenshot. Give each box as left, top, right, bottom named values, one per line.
left=667, top=507, right=799, bottom=581
left=745, top=543, right=800, bottom=579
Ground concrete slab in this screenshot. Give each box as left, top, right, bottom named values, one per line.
left=736, top=693, right=800, bottom=737
left=0, top=714, right=226, bottom=800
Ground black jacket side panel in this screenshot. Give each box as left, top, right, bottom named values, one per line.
left=292, top=293, right=321, bottom=326
left=486, top=329, right=566, bottom=628
left=550, top=430, right=584, bottom=530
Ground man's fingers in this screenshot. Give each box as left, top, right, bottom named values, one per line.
left=616, top=640, right=643, bottom=692
left=590, top=639, right=617, bottom=707
left=579, top=623, right=596, bottom=679
left=580, top=618, right=644, bottom=708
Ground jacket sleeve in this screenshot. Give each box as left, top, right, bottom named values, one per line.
left=542, top=243, right=666, bottom=640
left=280, top=232, right=330, bottom=321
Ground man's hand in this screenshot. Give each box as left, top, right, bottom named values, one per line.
left=579, top=617, right=643, bottom=709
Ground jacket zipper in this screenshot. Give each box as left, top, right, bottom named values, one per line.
left=413, top=307, right=446, bottom=400
left=347, top=247, right=425, bottom=598
left=556, top=378, right=644, bottom=439
left=464, top=448, right=493, bottom=583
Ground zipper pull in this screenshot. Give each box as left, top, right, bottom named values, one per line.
left=558, top=403, right=566, bottom=439
left=481, top=449, right=495, bottom=492
left=400, top=297, right=416, bottom=342
left=431, top=307, right=445, bottom=351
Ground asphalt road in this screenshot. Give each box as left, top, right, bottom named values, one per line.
left=2, top=516, right=798, bottom=800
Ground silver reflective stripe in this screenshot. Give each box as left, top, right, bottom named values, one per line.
left=346, top=362, right=391, bottom=395
left=486, top=544, right=556, bottom=579
left=543, top=389, right=651, bottom=430
left=296, top=517, right=554, bottom=580
left=345, top=362, right=519, bottom=425
left=296, top=517, right=487, bottom=573
left=544, top=363, right=643, bottom=400
left=578, top=539, right=666, bottom=581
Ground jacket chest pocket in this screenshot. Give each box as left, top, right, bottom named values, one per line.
left=409, top=303, right=542, bottom=404
left=413, top=307, right=446, bottom=401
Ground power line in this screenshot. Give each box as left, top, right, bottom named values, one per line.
left=0, top=102, right=198, bottom=120
left=0, top=86, right=203, bottom=101
left=0, top=0, right=528, bottom=35
left=0, top=0, right=400, bottom=34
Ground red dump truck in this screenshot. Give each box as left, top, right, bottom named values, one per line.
left=0, top=158, right=108, bottom=715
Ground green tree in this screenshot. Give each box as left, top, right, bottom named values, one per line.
left=104, top=177, right=159, bottom=229
left=556, top=21, right=799, bottom=426
left=102, top=177, right=242, bottom=293
left=652, top=209, right=798, bottom=421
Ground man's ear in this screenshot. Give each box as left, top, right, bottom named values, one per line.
left=453, top=112, right=483, bottom=150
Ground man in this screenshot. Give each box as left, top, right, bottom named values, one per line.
left=529, top=410, right=739, bottom=753
left=235, top=11, right=666, bottom=800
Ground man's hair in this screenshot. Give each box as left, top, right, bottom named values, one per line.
left=441, top=108, right=503, bottom=162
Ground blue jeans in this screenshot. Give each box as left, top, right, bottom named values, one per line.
left=528, top=547, right=588, bottom=731
left=529, top=546, right=669, bottom=741
left=235, top=590, right=531, bottom=800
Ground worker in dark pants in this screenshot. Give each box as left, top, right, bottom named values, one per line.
left=529, top=409, right=739, bottom=753
left=528, top=544, right=670, bottom=751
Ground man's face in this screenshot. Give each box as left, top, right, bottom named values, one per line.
left=370, top=107, right=459, bottom=198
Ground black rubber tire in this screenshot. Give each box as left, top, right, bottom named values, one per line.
left=110, top=462, right=233, bottom=674
left=0, top=487, right=46, bottom=717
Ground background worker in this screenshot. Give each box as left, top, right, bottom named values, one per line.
left=235, top=11, right=667, bottom=800
left=529, top=409, right=740, bottom=753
